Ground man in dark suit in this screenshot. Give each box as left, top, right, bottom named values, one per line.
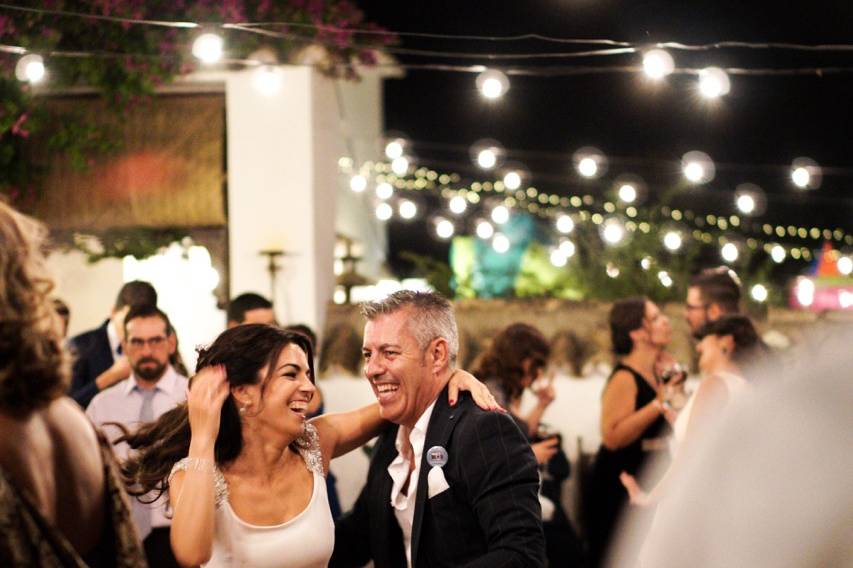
left=68, top=280, right=157, bottom=408
left=331, top=290, right=545, bottom=567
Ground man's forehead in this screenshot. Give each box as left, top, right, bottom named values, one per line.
left=364, top=310, right=412, bottom=340
left=126, top=316, right=167, bottom=336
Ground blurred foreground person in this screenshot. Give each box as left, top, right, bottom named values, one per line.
left=612, top=326, right=853, bottom=567
left=0, top=201, right=144, bottom=566
left=586, top=297, right=675, bottom=565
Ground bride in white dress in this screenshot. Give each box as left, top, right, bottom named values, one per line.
left=119, top=324, right=497, bottom=567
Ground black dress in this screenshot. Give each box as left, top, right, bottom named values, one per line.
left=586, top=363, right=671, bottom=566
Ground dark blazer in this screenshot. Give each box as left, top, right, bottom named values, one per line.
left=68, top=321, right=114, bottom=408
left=331, top=385, right=546, bottom=568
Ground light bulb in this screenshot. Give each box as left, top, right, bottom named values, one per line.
left=550, top=249, right=567, bottom=267
left=684, top=162, right=705, bottom=183
left=349, top=175, right=367, bottom=193
left=436, top=219, right=455, bottom=239
left=449, top=195, right=467, bottom=215
left=192, top=33, right=224, bottom=64
left=771, top=245, right=786, bottom=264
left=663, top=231, right=682, bottom=251
left=559, top=240, right=576, bottom=258
left=578, top=157, right=598, bottom=178
left=375, top=203, right=392, bottom=221
left=391, top=156, right=409, bottom=176
left=477, top=149, right=497, bottom=169
left=15, top=54, right=46, bottom=83
left=602, top=219, right=625, bottom=245
left=375, top=182, right=393, bottom=200
left=398, top=200, right=417, bottom=220
left=491, top=205, right=510, bottom=225
left=385, top=140, right=404, bottom=159
left=476, top=69, right=509, bottom=99
left=642, top=49, right=675, bottom=79
left=556, top=215, right=575, bottom=234
left=503, top=171, right=522, bottom=190
left=838, top=256, right=852, bottom=276
left=618, top=184, right=637, bottom=203
left=721, top=242, right=739, bottom=262
left=698, top=67, right=731, bottom=98
left=736, top=193, right=756, bottom=214
left=791, top=167, right=810, bottom=188
left=750, top=284, right=768, bottom=303
left=476, top=221, right=494, bottom=240
left=492, top=233, right=510, bottom=253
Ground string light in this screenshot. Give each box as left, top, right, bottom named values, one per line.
left=770, top=244, right=786, bottom=263
left=556, top=214, right=575, bottom=234
left=192, top=32, right=224, bottom=64
left=606, top=262, right=620, bottom=278
left=385, top=138, right=406, bottom=159
left=601, top=218, right=626, bottom=245
left=658, top=270, right=674, bottom=287
left=698, top=67, right=731, bottom=98
left=398, top=199, right=417, bottom=220
left=751, top=283, right=769, bottom=302
left=559, top=240, right=576, bottom=258
left=663, top=231, right=683, bottom=251
left=477, top=148, right=498, bottom=169
left=476, top=69, right=510, bottom=99
left=492, top=233, right=510, bottom=253
left=376, top=182, right=394, bottom=200
left=448, top=195, right=467, bottom=214
left=721, top=242, right=739, bottom=262
left=391, top=156, right=410, bottom=176
left=838, top=256, right=852, bottom=276
left=491, top=205, right=510, bottom=224
left=503, top=170, right=522, bottom=190
left=642, top=49, right=674, bottom=79
left=618, top=183, right=637, bottom=203
left=550, top=249, right=568, bottom=267
left=573, top=147, right=607, bottom=179
left=375, top=202, right=392, bottom=221
left=681, top=151, right=715, bottom=184
left=435, top=217, right=455, bottom=239
left=790, top=157, right=821, bottom=189
left=15, top=53, right=46, bottom=83
left=476, top=220, right=495, bottom=239
left=349, top=174, right=367, bottom=193
left=640, top=256, right=652, bottom=270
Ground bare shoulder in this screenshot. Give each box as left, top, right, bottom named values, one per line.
left=604, top=369, right=638, bottom=395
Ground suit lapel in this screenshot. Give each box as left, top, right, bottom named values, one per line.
left=410, top=385, right=463, bottom=565
left=371, top=424, right=405, bottom=566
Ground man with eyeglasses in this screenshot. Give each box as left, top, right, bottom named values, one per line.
left=685, top=266, right=743, bottom=333
left=86, top=303, right=188, bottom=568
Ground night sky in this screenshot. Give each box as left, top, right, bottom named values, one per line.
left=358, top=1, right=853, bottom=277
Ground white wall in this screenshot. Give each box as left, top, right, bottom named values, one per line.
left=47, top=249, right=123, bottom=336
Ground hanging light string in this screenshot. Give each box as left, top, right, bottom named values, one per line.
left=4, top=3, right=853, bottom=54
left=342, top=159, right=852, bottom=252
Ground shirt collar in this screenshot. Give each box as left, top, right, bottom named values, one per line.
left=123, top=365, right=180, bottom=396
left=106, top=320, right=121, bottom=358
left=394, top=399, right=437, bottom=454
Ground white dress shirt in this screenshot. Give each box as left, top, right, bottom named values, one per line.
left=86, top=365, right=189, bottom=535
left=388, top=400, right=436, bottom=568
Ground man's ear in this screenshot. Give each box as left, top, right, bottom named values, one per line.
left=167, top=332, right=178, bottom=355
left=707, top=303, right=723, bottom=322
left=720, top=334, right=735, bottom=354
left=428, top=337, right=450, bottom=374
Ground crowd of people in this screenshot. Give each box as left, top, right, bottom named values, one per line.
left=0, top=196, right=847, bottom=568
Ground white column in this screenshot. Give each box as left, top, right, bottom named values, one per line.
left=226, top=67, right=338, bottom=331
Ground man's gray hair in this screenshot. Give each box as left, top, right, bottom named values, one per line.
left=361, top=290, right=459, bottom=365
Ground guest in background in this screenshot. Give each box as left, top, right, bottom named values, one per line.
left=69, top=280, right=158, bottom=408
left=226, top=292, right=276, bottom=328
left=0, top=200, right=144, bottom=566
left=620, top=315, right=766, bottom=508
left=87, top=304, right=189, bottom=568
left=473, top=322, right=583, bottom=567
left=685, top=266, right=742, bottom=333
left=318, top=323, right=363, bottom=381
left=586, top=297, right=675, bottom=566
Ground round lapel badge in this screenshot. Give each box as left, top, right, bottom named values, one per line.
left=426, top=445, right=448, bottom=468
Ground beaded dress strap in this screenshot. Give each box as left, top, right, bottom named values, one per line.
left=169, top=458, right=229, bottom=507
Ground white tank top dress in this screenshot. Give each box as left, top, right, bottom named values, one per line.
left=171, top=423, right=334, bottom=568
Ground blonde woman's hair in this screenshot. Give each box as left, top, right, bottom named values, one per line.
left=0, top=200, right=68, bottom=413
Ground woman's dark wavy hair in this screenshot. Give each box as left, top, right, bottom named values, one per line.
left=610, top=296, right=648, bottom=356
left=472, top=323, right=550, bottom=402
left=693, top=314, right=767, bottom=368
left=118, top=324, right=314, bottom=501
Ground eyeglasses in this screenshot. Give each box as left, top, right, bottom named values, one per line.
left=127, top=336, right=168, bottom=349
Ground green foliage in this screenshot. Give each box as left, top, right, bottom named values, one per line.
left=54, top=228, right=190, bottom=263
left=399, top=251, right=455, bottom=298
